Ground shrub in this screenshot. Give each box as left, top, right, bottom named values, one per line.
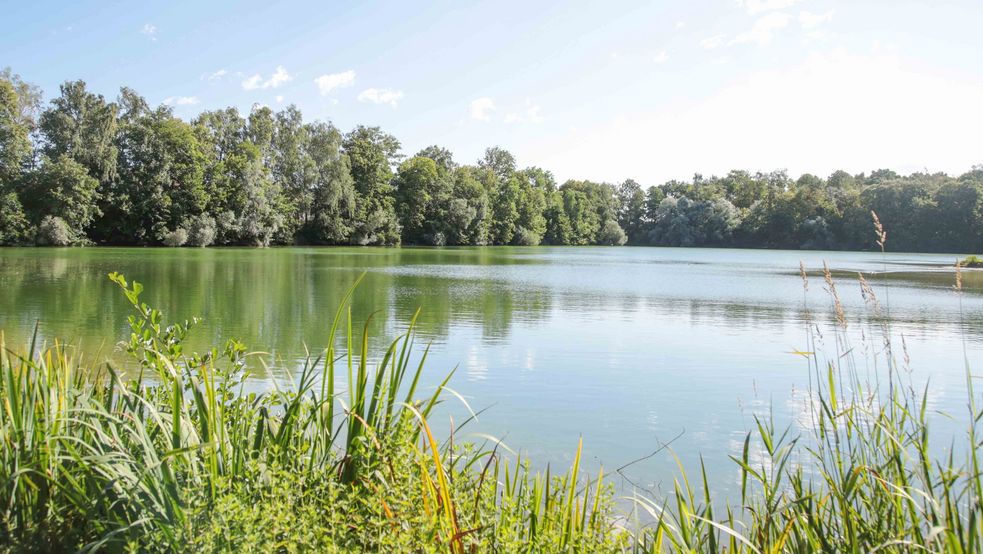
left=597, top=219, right=627, bottom=246
left=959, top=255, right=982, bottom=267
left=162, top=228, right=188, bottom=247
left=513, top=226, right=542, bottom=246
left=186, top=214, right=217, bottom=247
left=36, top=215, right=72, bottom=246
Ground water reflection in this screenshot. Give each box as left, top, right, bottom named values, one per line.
left=1, top=246, right=980, bottom=498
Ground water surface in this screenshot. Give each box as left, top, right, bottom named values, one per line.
left=1, top=246, right=980, bottom=497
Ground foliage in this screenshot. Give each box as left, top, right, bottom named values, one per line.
left=162, top=227, right=189, bottom=247
left=35, top=215, right=72, bottom=246
left=3, top=71, right=983, bottom=251
left=186, top=214, right=217, bottom=247
left=0, top=69, right=40, bottom=186
left=2, top=267, right=981, bottom=552
left=959, top=255, right=983, bottom=268
left=598, top=219, right=628, bottom=246
left=0, top=274, right=625, bottom=552
left=22, top=154, right=101, bottom=241
left=343, top=126, right=402, bottom=245
left=0, top=192, right=30, bottom=245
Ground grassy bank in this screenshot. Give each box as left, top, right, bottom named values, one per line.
left=1, top=270, right=981, bottom=552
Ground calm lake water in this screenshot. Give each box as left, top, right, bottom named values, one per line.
left=1, top=246, right=980, bottom=498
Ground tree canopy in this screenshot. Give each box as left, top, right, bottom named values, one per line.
left=1, top=69, right=981, bottom=253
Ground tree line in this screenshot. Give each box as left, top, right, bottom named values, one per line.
left=2, top=69, right=981, bottom=252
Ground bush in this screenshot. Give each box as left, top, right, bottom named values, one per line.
left=215, top=210, right=240, bottom=245
left=513, top=226, right=542, bottom=246
left=162, top=228, right=188, bottom=247
left=36, top=215, right=72, bottom=246
left=428, top=230, right=447, bottom=247
left=597, top=219, right=627, bottom=246
left=186, top=215, right=217, bottom=247
left=959, top=255, right=982, bottom=268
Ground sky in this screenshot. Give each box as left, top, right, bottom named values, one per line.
left=3, top=0, right=983, bottom=185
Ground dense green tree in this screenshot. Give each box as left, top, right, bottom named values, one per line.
left=0, top=191, right=30, bottom=245
left=24, top=155, right=101, bottom=243
left=543, top=189, right=572, bottom=245
left=644, top=186, right=665, bottom=223
left=648, top=197, right=739, bottom=247
left=0, top=70, right=40, bottom=185
left=617, top=179, right=646, bottom=244
left=934, top=179, right=983, bottom=253
left=305, top=121, right=356, bottom=244
left=559, top=187, right=600, bottom=245
left=860, top=175, right=940, bottom=251
left=556, top=180, right=618, bottom=244
left=4, top=73, right=982, bottom=252
left=394, top=156, right=448, bottom=244
left=478, top=146, right=516, bottom=183
left=514, top=174, right=547, bottom=245
left=0, top=70, right=39, bottom=244
left=271, top=105, right=312, bottom=227
left=39, top=80, right=118, bottom=184
left=445, top=166, right=489, bottom=245
left=114, top=100, right=207, bottom=243
left=416, top=145, right=457, bottom=173
left=343, top=126, right=401, bottom=245
left=598, top=219, right=628, bottom=245
left=490, top=174, right=521, bottom=244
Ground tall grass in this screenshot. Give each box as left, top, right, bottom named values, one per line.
left=631, top=260, right=983, bottom=553
left=0, top=273, right=620, bottom=552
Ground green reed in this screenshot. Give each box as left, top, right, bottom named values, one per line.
left=630, top=262, right=982, bottom=554
left=0, top=273, right=618, bottom=553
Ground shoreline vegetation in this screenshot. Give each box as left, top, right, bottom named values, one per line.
left=3, top=69, right=983, bottom=253
left=959, top=255, right=983, bottom=268
left=1, top=268, right=981, bottom=552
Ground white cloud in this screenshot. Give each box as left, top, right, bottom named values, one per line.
left=357, top=87, right=404, bottom=106
left=470, top=97, right=496, bottom=121
left=526, top=49, right=983, bottom=185
left=141, top=23, right=157, bottom=41
left=799, top=10, right=834, bottom=29
left=275, top=95, right=284, bottom=103
left=653, top=50, right=670, bottom=63
left=241, top=66, right=292, bottom=91
left=204, top=69, right=228, bottom=81
left=675, top=21, right=686, bottom=29
left=730, top=12, right=793, bottom=46
left=735, top=0, right=800, bottom=14
left=163, top=96, right=199, bottom=106
left=505, top=100, right=544, bottom=124
left=701, top=34, right=728, bottom=49
left=314, top=70, right=356, bottom=95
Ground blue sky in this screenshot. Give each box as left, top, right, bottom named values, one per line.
left=3, top=0, right=983, bottom=184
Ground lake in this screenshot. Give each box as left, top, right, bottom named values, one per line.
left=1, top=246, right=980, bottom=499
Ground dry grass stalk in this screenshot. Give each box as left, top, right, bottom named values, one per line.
left=857, top=272, right=879, bottom=310
left=823, top=261, right=846, bottom=327
left=871, top=210, right=887, bottom=251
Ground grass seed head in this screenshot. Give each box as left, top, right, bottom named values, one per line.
left=871, top=210, right=887, bottom=251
